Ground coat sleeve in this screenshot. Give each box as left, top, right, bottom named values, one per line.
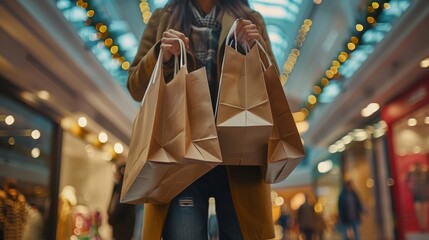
left=127, top=9, right=164, bottom=102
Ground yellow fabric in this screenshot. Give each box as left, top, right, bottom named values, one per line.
left=128, top=7, right=277, bottom=240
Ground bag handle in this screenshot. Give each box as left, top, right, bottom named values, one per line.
left=174, top=38, right=187, bottom=74
left=140, top=49, right=164, bottom=105
left=226, top=19, right=252, bottom=54
left=225, top=19, right=241, bottom=51
left=141, top=38, right=188, bottom=105
left=254, top=40, right=272, bottom=71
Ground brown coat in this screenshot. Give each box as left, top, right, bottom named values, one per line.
left=127, top=6, right=276, bottom=240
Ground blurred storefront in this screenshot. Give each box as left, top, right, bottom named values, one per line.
left=0, top=79, right=61, bottom=240
left=0, top=79, right=136, bottom=239
left=0, top=0, right=140, bottom=238
left=313, top=153, right=341, bottom=237
left=321, top=113, right=395, bottom=239
left=382, top=77, right=429, bottom=240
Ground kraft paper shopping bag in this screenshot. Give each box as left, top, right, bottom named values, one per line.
left=256, top=42, right=305, bottom=183
left=121, top=39, right=221, bottom=204
left=185, top=67, right=223, bottom=163
left=216, top=20, right=273, bottom=165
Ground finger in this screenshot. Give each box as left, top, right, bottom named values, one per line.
left=160, top=43, right=183, bottom=62
left=160, top=44, right=173, bottom=62
left=237, top=29, right=259, bottom=41
left=162, top=38, right=181, bottom=52
left=245, top=31, right=260, bottom=41
left=237, top=19, right=252, bottom=28
left=246, top=33, right=261, bottom=47
left=237, top=28, right=259, bottom=45
left=160, top=41, right=180, bottom=56
left=166, top=29, right=189, bottom=48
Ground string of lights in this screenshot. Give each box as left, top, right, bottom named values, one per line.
left=299, top=0, right=393, bottom=120
left=140, top=0, right=152, bottom=24
left=280, top=19, right=313, bottom=87
left=76, top=0, right=130, bottom=71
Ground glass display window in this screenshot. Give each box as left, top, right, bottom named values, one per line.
left=383, top=78, right=429, bottom=240
left=392, top=104, right=429, bottom=238
left=58, top=131, right=116, bottom=240
left=0, top=92, right=56, bottom=240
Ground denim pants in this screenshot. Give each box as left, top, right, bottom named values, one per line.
left=162, top=166, right=243, bottom=240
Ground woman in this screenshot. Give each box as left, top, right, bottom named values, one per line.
left=127, top=0, right=277, bottom=239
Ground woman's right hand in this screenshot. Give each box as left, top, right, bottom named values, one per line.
left=160, top=29, right=190, bottom=63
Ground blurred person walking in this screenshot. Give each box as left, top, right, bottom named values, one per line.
left=278, top=205, right=291, bottom=240
left=297, top=195, right=315, bottom=240
left=313, top=211, right=326, bottom=240
left=127, top=0, right=277, bottom=239
left=338, top=180, right=364, bottom=240
left=406, top=161, right=429, bottom=233
left=108, top=164, right=136, bottom=240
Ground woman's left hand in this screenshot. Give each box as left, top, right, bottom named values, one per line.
left=236, top=19, right=261, bottom=47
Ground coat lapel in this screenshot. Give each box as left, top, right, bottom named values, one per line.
left=218, top=10, right=235, bottom=54
left=216, top=10, right=235, bottom=81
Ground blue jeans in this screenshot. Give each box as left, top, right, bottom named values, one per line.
left=341, top=221, right=360, bottom=240
left=162, top=166, right=243, bottom=240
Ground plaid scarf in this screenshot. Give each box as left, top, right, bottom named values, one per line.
left=189, top=2, right=221, bottom=111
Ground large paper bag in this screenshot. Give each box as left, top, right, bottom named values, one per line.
left=185, top=67, right=223, bottom=163
left=121, top=40, right=221, bottom=204
left=216, top=20, right=273, bottom=165
left=257, top=42, right=305, bottom=183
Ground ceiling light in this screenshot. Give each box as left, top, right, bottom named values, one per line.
left=407, top=118, right=417, bottom=126
left=318, top=160, right=333, bottom=173
left=361, top=103, right=380, bottom=117
left=328, top=144, right=338, bottom=153
left=78, top=117, right=88, bottom=128
left=342, top=135, right=353, bottom=144
left=347, top=43, right=356, bottom=51
left=356, top=24, right=364, bottom=32
left=308, top=95, right=317, bottom=104
left=420, top=58, right=429, bottom=68
left=353, top=129, right=368, bottom=141
left=5, top=115, right=15, bottom=125
left=98, top=132, right=108, bottom=143
left=37, top=90, right=50, bottom=100
left=114, top=143, right=124, bottom=154
left=31, top=129, right=41, bottom=139
left=313, top=86, right=322, bottom=94
left=274, top=196, right=284, bottom=206
left=425, top=117, right=429, bottom=124
left=372, top=2, right=379, bottom=9
left=335, top=140, right=346, bottom=151
left=31, top=148, right=41, bottom=158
